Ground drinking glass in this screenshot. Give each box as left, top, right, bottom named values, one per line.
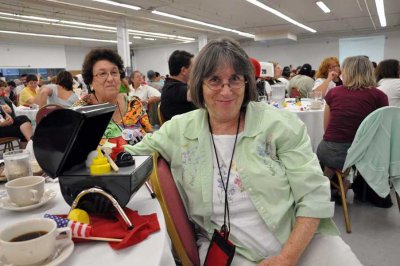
left=270, top=84, right=286, bottom=108
left=3, top=150, right=32, bottom=181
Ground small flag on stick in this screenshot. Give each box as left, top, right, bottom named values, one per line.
left=44, top=214, right=92, bottom=237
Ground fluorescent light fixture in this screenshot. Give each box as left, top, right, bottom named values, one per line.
left=375, top=0, right=386, bottom=27
left=316, top=1, right=331, bottom=13
left=152, top=10, right=255, bottom=38
left=143, top=38, right=156, bottom=41
left=246, top=0, right=317, bottom=33
left=132, top=36, right=142, bottom=39
left=0, top=11, right=195, bottom=42
left=0, top=29, right=119, bottom=43
left=92, top=0, right=141, bottom=11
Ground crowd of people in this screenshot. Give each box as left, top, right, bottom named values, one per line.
left=1, top=37, right=399, bottom=265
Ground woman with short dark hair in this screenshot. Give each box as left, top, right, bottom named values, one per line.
left=73, top=48, right=150, bottom=145
left=375, top=59, right=400, bottom=106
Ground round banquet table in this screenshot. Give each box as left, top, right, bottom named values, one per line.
left=284, top=99, right=324, bottom=152
left=0, top=180, right=175, bottom=266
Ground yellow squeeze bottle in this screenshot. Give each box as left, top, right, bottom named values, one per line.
left=90, top=148, right=111, bottom=175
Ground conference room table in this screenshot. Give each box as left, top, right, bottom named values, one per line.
left=0, top=180, right=175, bottom=266
left=284, top=98, right=324, bottom=152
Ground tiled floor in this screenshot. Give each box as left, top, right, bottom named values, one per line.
left=333, top=190, right=400, bottom=266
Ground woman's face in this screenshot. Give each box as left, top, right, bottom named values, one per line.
left=132, top=72, right=143, bottom=86
left=202, top=63, right=245, bottom=124
left=328, top=61, right=340, bottom=74
left=27, top=80, right=38, bottom=90
left=91, top=60, right=121, bottom=102
left=274, top=65, right=282, bottom=78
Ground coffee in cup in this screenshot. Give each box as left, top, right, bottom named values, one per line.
left=0, top=218, right=72, bottom=265
left=5, top=176, right=45, bottom=206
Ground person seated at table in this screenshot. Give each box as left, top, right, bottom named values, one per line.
left=312, top=57, right=343, bottom=96
left=19, top=74, right=39, bottom=106
left=126, top=38, right=362, bottom=266
left=5, top=81, right=18, bottom=106
left=375, top=59, right=400, bottom=107
left=316, top=56, right=388, bottom=204
left=0, top=80, right=33, bottom=144
left=288, top=63, right=314, bottom=98
left=35, top=70, right=79, bottom=108
left=73, top=48, right=150, bottom=145
left=122, top=95, right=153, bottom=136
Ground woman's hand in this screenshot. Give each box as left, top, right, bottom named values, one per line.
left=327, top=70, right=338, bottom=81
left=0, top=116, right=13, bottom=127
left=258, top=254, right=295, bottom=266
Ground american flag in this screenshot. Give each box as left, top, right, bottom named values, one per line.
left=44, top=214, right=92, bottom=237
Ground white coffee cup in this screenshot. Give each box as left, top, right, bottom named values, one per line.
left=0, top=218, right=72, bottom=265
left=5, top=176, right=45, bottom=206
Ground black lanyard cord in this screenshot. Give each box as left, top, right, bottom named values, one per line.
left=208, top=113, right=241, bottom=239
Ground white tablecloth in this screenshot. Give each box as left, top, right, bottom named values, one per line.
left=0, top=182, right=175, bottom=266
left=14, top=107, right=38, bottom=129
left=284, top=99, right=324, bottom=152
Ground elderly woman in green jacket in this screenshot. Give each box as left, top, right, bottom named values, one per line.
left=126, top=38, right=361, bottom=266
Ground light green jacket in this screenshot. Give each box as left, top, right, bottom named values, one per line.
left=126, top=102, right=338, bottom=261
left=343, top=106, right=400, bottom=197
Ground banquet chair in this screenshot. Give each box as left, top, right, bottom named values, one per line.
left=36, top=104, right=64, bottom=125
left=157, top=103, right=165, bottom=126
left=325, top=167, right=352, bottom=233
left=0, top=137, right=21, bottom=153
left=149, top=154, right=200, bottom=266
left=342, top=106, right=400, bottom=213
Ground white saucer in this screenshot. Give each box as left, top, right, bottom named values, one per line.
left=0, top=189, right=56, bottom=211
left=42, top=240, right=74, bottom=266
left=0, top=240, right=74, bottom=266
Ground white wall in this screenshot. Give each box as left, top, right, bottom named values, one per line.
left=132, top=42, right=198, bottom=76
left=243, top=30, right=400, bottom=69
left=65, top=46, right=92, bottom=71
left=0, top=42, right=66, bottom=68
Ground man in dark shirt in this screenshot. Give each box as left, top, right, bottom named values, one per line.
left=160, top=50, right=196, bottom=121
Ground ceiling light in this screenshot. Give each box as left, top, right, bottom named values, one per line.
left=316, top=1, right=331, bottom=13
left=152, top=10, right=255, bottom=38
left=375, top=0, right=386, bottom=27
left=0, top=30, right=118, bottom=43
left=0, top=11, right=194, bottom=42
left=92, top=0, right=141, bottom=11
left=132, top=36, right=142, bottom=39
left=246, top=0, right=317, bottom=33
left=144, top=38, right=156, bottom=41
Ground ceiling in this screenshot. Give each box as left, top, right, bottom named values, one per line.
left=0, top=0, right=399, bottom=48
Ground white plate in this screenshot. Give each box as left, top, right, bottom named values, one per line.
left=0, top=240, right=74, bottom=266
left=0, top=189, right=56, bottom=211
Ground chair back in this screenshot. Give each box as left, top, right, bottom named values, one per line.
left=157, top=103, right=165, bottom=126
left=36, top=104, right=64, bottom=125
left=150, top=155, right=200, bottom=266
left=0, top=137, right=20, bottom=152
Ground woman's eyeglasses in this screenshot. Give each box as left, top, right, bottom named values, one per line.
left=94, top=71, right=121, bottom=80
left=203, top=78, right=247, bottom=91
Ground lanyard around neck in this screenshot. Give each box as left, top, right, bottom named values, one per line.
left=208, top=114, right=241, bottom=239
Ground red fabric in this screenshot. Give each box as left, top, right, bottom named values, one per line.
left=324, top=85, right=388, bottom=142
left=60, top=208, right=160, bottom=250
left=157, top=158, right=200, bottom=265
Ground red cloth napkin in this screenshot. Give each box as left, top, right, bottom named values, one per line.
left=60, top=208, right=160, bottom=250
